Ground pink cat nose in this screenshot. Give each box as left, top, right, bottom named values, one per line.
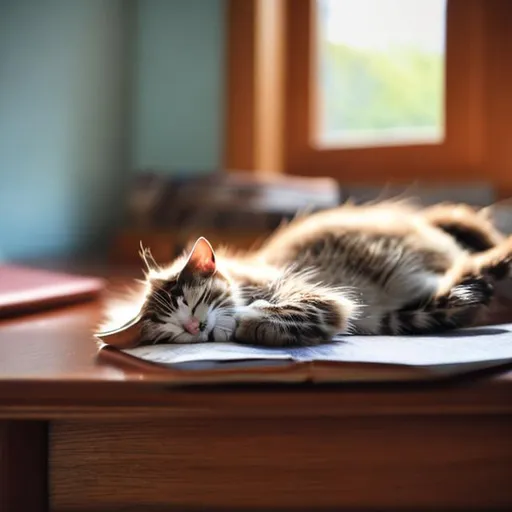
left=183, top=318, right=200, bottom=335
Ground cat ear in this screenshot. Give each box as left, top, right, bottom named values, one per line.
left=182, top=237, right=216, bottom=277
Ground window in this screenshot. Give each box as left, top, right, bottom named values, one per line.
left=316, top=0, right=446, bottom=148
left=284, top=0, right=485, bottom=182
left=226, top=0, right=493, bottom=183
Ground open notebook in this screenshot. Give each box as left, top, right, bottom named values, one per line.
left=97, top=323, right=512, bottom=384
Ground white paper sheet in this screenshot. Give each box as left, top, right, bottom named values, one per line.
left=124, top=323, right=512, bottom=370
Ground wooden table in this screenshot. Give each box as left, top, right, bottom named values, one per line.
left=1, top=283, right=512, bottom=511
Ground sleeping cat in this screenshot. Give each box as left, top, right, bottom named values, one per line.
left=110, top=201, right=512, bottom=347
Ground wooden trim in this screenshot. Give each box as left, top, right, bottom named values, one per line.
left=284, top=0, right=486, bottom=183
left=225, top=0, right=512, bottom=190
left=0, top=421, right=48, bottom=511
left=52, top=418, right=512, bottom=510
left=483, top=0, right=512, bottom=196
left=254, top=0, right=286, bottom=173
left=224, top=0, right=256, bottom=171
left=224, top=0, right=286, bottom=173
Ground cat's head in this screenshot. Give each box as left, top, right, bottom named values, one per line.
left=140, top=237, right=238, bottom=344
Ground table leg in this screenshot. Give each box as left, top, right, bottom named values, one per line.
left=0, top=420, right=48, bottom=512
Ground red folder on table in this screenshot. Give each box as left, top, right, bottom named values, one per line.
left=0, top=265, right=104, bottom=317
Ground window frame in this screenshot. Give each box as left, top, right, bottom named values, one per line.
left=284, top=0, right=485, bottom=182
left=225, top=0, right=512, bottom=190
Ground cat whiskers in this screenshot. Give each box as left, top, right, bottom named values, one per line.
left=151, top=292, right=170, bottom=309
left=152, top=329, right=173, bottom=345
left=151, top=293, right=174, bottom=316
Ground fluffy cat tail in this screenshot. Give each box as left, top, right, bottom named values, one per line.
left=378, top=276, right=494, bottom=335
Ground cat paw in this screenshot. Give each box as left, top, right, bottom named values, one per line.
left=235, top=317, right=293, bottom=346
left=234, top=300, right=273, bottom=320
left=210, top=315, right=237, bottom=342
left=235, top=315, right=332, bottom=347
left=450, top=276, right=494, bottom=307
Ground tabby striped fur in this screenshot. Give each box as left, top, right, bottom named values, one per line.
left=117, top=201, right=512, bottom=347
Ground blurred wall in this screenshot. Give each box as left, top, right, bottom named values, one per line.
left=0, top=0, right=128, bottom=260
left=0, top=0, right=226, bottom=261
left=131, top=0, right=226, bottom=173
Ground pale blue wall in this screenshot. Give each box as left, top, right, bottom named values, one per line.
left=131, top=0, right=226, bottom=173
left=0, top=0, right=129, bottom=260
left=0, top=0, right=226, bottom=261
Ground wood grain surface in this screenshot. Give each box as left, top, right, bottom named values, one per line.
left=51, top=417, right=512, bottom=511
left=0, top=276, right=511, bottom=421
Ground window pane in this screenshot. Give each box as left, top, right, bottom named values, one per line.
left=316, top=0, right=446, bottom=148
